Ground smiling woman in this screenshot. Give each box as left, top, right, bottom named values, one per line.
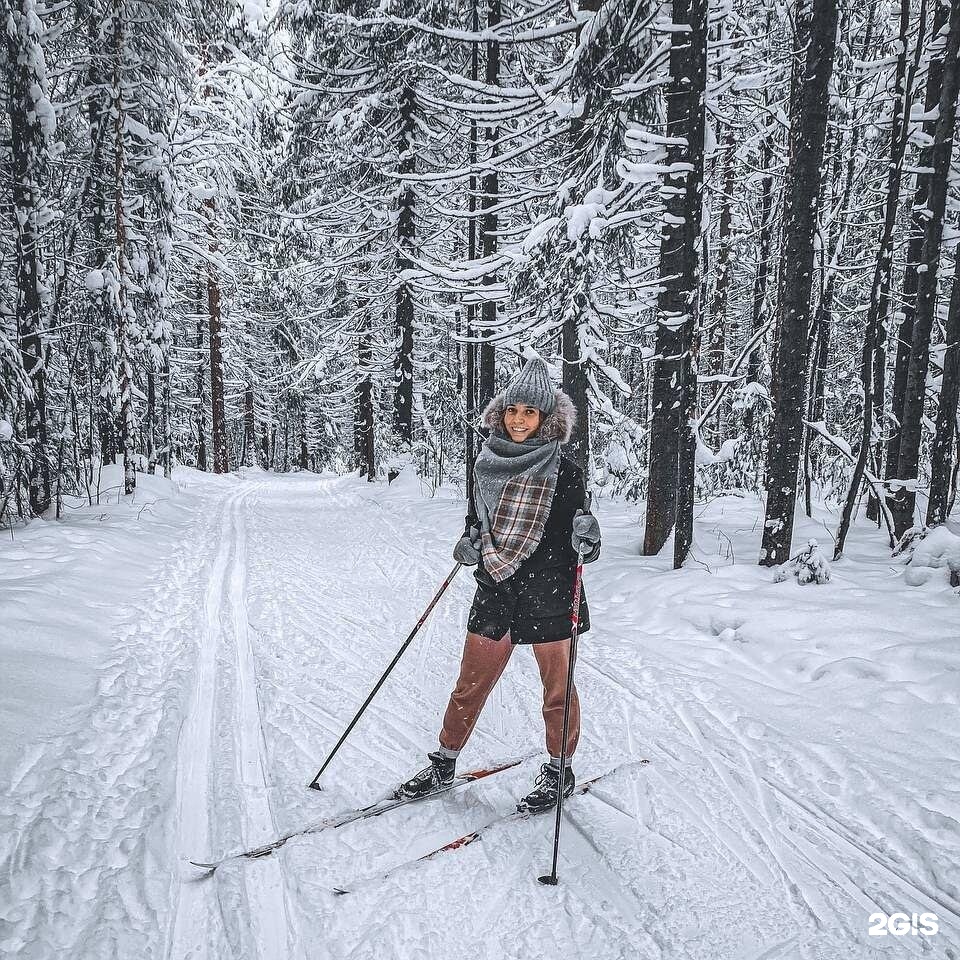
left=399, top=357, right=602, bottom=815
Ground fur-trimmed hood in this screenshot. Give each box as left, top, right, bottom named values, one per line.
left=481, top=388, right=576, bottom=444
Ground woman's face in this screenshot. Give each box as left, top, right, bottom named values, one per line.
left=504, top=404, right=542, bottom=442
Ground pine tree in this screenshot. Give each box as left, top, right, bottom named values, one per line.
left=5, top=0, right=55, bottom=514
left=760, top=0, right=838, bottom=567
left=642, top=0, right=708, bottom=564
left=890, top=0, right=960, bottom=538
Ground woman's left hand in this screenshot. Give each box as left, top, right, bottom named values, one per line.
left=571, top=509, right=600, bottom=553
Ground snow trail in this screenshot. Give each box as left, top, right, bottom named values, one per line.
left=3, top=471, right=957, bottom=959
left=167, top=482, right=301, bottom=960
left=166, top=487, right=235, bottom=959
left=227, top=487, right=300, bottom=959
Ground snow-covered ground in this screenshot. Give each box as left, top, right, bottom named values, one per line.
left=1, top=467, right=957, bottom=959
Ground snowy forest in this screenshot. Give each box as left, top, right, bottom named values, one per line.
left=1, top=0, right=959, bottom=568
left=3, top=2, right=960, bottom=956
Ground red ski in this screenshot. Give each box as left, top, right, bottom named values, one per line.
left=331, top=759, right=649, bottom=895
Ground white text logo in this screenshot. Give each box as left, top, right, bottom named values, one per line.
left=868, top=913, right=938, bottom=936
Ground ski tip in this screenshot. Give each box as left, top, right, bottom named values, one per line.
left=181, top=860, right=217, bottom=882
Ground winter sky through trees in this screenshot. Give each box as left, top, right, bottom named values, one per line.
left=1, top=0, right=959, bottom=568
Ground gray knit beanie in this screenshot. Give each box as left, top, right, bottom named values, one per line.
left=502, top=357, right=556, bottom=414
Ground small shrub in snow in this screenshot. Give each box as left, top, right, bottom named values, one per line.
left=773, top=539, right=832, bottom=585
left=902, top=525, right=960, bottom=589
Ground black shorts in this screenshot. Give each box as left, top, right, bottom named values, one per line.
left=466, top=563, right=591, bottom=645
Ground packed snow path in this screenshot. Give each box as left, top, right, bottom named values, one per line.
left=1, top=470, right=958, bottom=959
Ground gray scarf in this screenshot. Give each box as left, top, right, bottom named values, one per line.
left=473, top=433, right=561, bottom=580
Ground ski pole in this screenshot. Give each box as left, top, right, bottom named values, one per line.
left=307, top=561, right=463, bottom=791
left=538, top=539, right=586, bottom=886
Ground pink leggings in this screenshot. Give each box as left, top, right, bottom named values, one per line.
left=438, top=631, right=580, bottom=760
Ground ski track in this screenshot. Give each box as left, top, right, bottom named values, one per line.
left=228, top=487, right=300, bottom=960
left=576, top=650, right=952, bottom=958
left=3, top=472, right=957, bottom=960
left=167, top=481, right=301, bottom=960
left=581, top=628, right=960, bottom=957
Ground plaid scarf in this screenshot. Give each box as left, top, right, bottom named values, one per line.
left=473, top=433, right=561, bottom=582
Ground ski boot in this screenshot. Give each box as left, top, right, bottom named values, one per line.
left=398, top=750, right=457, bottom=799
left=517, top=762, right=575, bottom=814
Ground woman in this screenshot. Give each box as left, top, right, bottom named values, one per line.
left=400, top=357, right=601, bottom=813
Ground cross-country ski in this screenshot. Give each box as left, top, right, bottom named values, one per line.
left=186, top=756, right=527, bottom=874
left=331, top=760, right=651, bottom=896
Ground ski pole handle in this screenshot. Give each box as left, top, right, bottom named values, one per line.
left=308, top=562, right=463, bottom=790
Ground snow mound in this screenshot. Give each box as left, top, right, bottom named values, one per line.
left=903, top=524, right=960, bottom=588
left=773, top=538, right=832, bottom=585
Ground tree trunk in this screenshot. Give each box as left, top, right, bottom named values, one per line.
left=803, top=285, right=831, bottom=517
left=82, top=0, right=114, bottom=472
left=195, top=280, right=208, bottom=472
left=642, top=0, right=707, bottom=565
left=478, top=0, right=500, bottom=410
left=111, top=0, right=136, bottom=496
left=891, top=1, right=960, bottom=538
left=465, top=0, right=480, bottom=511
left=7, top=4, right=51, bottom=515
left=559, top=0, right=605, bottom=477
left=299, top=403, right=309, bottom=471
left=206, top=199, right=229, bottom=475
left=869, top=0, right=928, bottom=523
left=744, top=167, right=774, bottom=419
left=561, top=260, right=591, bottom=473
left=392, top=85, right=416, bottom=465
left=838, top=0, right=916, bottom=552
left=926, top=251, right=960, bottom=526
left=703, top=132, right=735, bottom=444
left=886, top=0, right=946, bottom=490
left=260, top=423, right=269, bottom=470
left=356, top=304, right=376, bottom=481
left=146, top=369, right=156, bottom=473
left=243, top=383, right=256, bottom=467
left=760, top=0, right=838, bottom=567
left=161, top=352, right=172, bottom=478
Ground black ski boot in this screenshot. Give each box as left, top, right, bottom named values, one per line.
left=398, top=750, right=457, bottom=799
left=517, top=762, right=575, bottom=814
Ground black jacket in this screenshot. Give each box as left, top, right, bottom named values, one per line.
left=462, top=455, right=601, bottom=644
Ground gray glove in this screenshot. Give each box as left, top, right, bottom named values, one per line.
left=453, top=525, right=482, bottom=566
left=571, top=509, right=600, bottom=553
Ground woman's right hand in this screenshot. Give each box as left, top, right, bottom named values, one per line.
left=453, top=526, right=482, bottom=565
